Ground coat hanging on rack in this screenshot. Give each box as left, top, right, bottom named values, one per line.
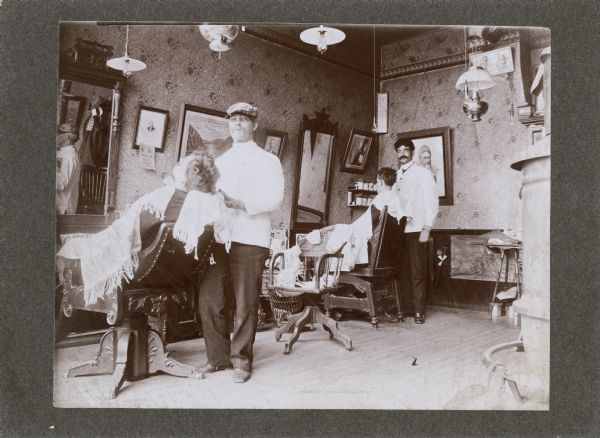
left=80, top=98, right=112, bottom=167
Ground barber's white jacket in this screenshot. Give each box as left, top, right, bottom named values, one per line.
left=215, top=140, right=284, bottom=248
left=394, top=160, right=439, bottom=233
left=56, top=145, right=81, bottom=214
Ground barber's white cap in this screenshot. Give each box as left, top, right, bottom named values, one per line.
left=225, top=102, right=258, bottom=119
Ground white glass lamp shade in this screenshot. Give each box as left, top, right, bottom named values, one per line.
left=199, top=25, right=240, bottom=52
left=455, top=65, right=497, bottom=91
left=107, top=56, right=147, bottom=73
left=300, top=25, right=346, bottom=54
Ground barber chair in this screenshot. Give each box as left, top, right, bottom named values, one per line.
left=59, top=222, right=213, bottom=399
left=267, top=228, right=352, bottom=354
left=323, top=206, right=403, bottom=329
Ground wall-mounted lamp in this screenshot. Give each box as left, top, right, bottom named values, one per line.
left=300, top=25, right=345, bottom=55
left=106, top=25, right=146, bottom=78
left=198, top=24, right=240, bottom=58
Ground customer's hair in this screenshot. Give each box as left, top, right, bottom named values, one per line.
left=183, top=151, right=219, bottom=193
left=377, top=167, right=397, bottom=187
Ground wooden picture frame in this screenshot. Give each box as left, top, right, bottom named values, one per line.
left=59, top=95, right=86, bottom=132
left=395, top=126, right=453, bottom=206
left=176, top=104, right=232, bottom=160
left=263, top=129, right=287, bottom=157
left=133, top=105, right=169, bottom=152
left=341, top=129, right=375, bottom=174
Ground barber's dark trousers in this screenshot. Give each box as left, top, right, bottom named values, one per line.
left=197, top=242, right=268, bottom=372
left=400, top=231, right=428, bottom=315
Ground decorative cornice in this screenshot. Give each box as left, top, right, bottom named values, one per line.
left=244, top=27, right=372, bottom=77
left=381, top=53, right=465, bottom=80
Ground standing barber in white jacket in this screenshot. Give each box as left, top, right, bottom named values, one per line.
left=197, top=102, right=284, bottom=383
left=394, top=138, right=438, bottom=324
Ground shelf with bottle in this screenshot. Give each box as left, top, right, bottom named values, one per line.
left=347, top=179, right=377, bottom=208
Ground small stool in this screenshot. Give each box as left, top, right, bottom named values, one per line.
left=487, top=244, right=522, bottom=320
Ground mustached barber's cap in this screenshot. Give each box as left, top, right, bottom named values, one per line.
left=225, top=102, right=258, bottom=119
left=57, top=123, right=77, bottom=134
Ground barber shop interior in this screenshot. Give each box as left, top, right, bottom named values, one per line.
left=54, top=22, right=551, bottom=410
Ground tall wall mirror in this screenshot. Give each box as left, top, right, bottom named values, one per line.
left=55, top=39, right=124, bottom=346
left=57, top=39, right=124, bottom=225
left=290, top=109, right=338, bottom=235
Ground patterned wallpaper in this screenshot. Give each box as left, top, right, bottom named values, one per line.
left=382, top=27, right=464, bottom=72
left=380, top=39, right=531, bottom=230
left=59, top=23, right=377, bottom=228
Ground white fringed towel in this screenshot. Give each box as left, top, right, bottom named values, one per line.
left=57, top=186, right=229, bottom=305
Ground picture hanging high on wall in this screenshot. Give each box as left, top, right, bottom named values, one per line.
left=341, top=129, right=375, bottom=174
left=395, top=126, right=453, bottom=206
left=262, top=129, right=287, bottom=157
left=176, top=104, right=232, bottom=160
left=133, top=105, right=169, bottom=152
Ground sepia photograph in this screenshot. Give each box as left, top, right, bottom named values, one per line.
left=394, top=126, right=452, bottom=205
left=52, top=21, right=552, bottom=412
left=341, top=128, right=375, bottom=174
left=263, top=129, right=287, bottom=157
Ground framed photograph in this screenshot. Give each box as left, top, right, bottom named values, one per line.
left=133, top=105, right=169, bottom=152
left=395, top=126, right=453, bottom=206
left=59, top=95, right=86, bottom=132
left=176, top=104, right=232, bottom=160
left=341, top=129, right=375, bottom=174
left=470, top=46, right=514, bottom=76
left=263, top=129, right=287, bottom=157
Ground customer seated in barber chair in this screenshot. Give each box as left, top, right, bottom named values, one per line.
left=322, top=167, right=403, bottom=272
left=56, top=151, right=229, bottom=307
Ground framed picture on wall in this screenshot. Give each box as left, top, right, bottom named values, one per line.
left=341, top=129, right=375, bottom=174
left=133, top=105, right=169, bottom=152
left=262, top=129, right=287, bottom=157
left=176, top=104, right=232, bottom=160
left=395, top=126, right=453, bottom=206
left=59, top=95, right=86, bottom=132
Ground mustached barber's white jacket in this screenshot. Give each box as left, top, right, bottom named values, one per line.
left=394, top=160, right=439, bottom=233
left=215, top=140, right=285, bottom=248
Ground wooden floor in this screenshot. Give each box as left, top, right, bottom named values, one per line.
left=53, top=307, right=521, bottom=409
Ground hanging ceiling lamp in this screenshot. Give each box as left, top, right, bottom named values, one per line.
left=300, top=25, right=345, bottom=54
left=198, top=24, right=240, bottom=58
left=106, top=25, right=146, bottom=78
left=455, top=27, right=498, bottom=122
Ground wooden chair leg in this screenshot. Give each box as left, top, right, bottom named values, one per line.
left=66, top=329, right=116, bottom=378
left=275, top=307, right=310, bottom=341
left=108, top=330, right=133, bottom=399
left=315, top=310, right=352, bottom=351
left=283, top=307, right=313, bottom=355
left=146, top=330, right=204, bottom=379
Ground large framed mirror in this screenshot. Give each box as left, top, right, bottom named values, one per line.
left=57, top=39, right=124, bottom=223
left=55, top=38, right=125, bottom=347
left=290, top=109, right=338, bottom=234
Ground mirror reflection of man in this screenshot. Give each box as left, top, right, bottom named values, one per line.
left=197, top=102, right=284, bottom=383
left=394, top=139, right=438, bottom=324
left=56, top=123, right=81, bottom=214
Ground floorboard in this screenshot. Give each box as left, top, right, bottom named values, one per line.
left=53, top=306, right=522, bottom=409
